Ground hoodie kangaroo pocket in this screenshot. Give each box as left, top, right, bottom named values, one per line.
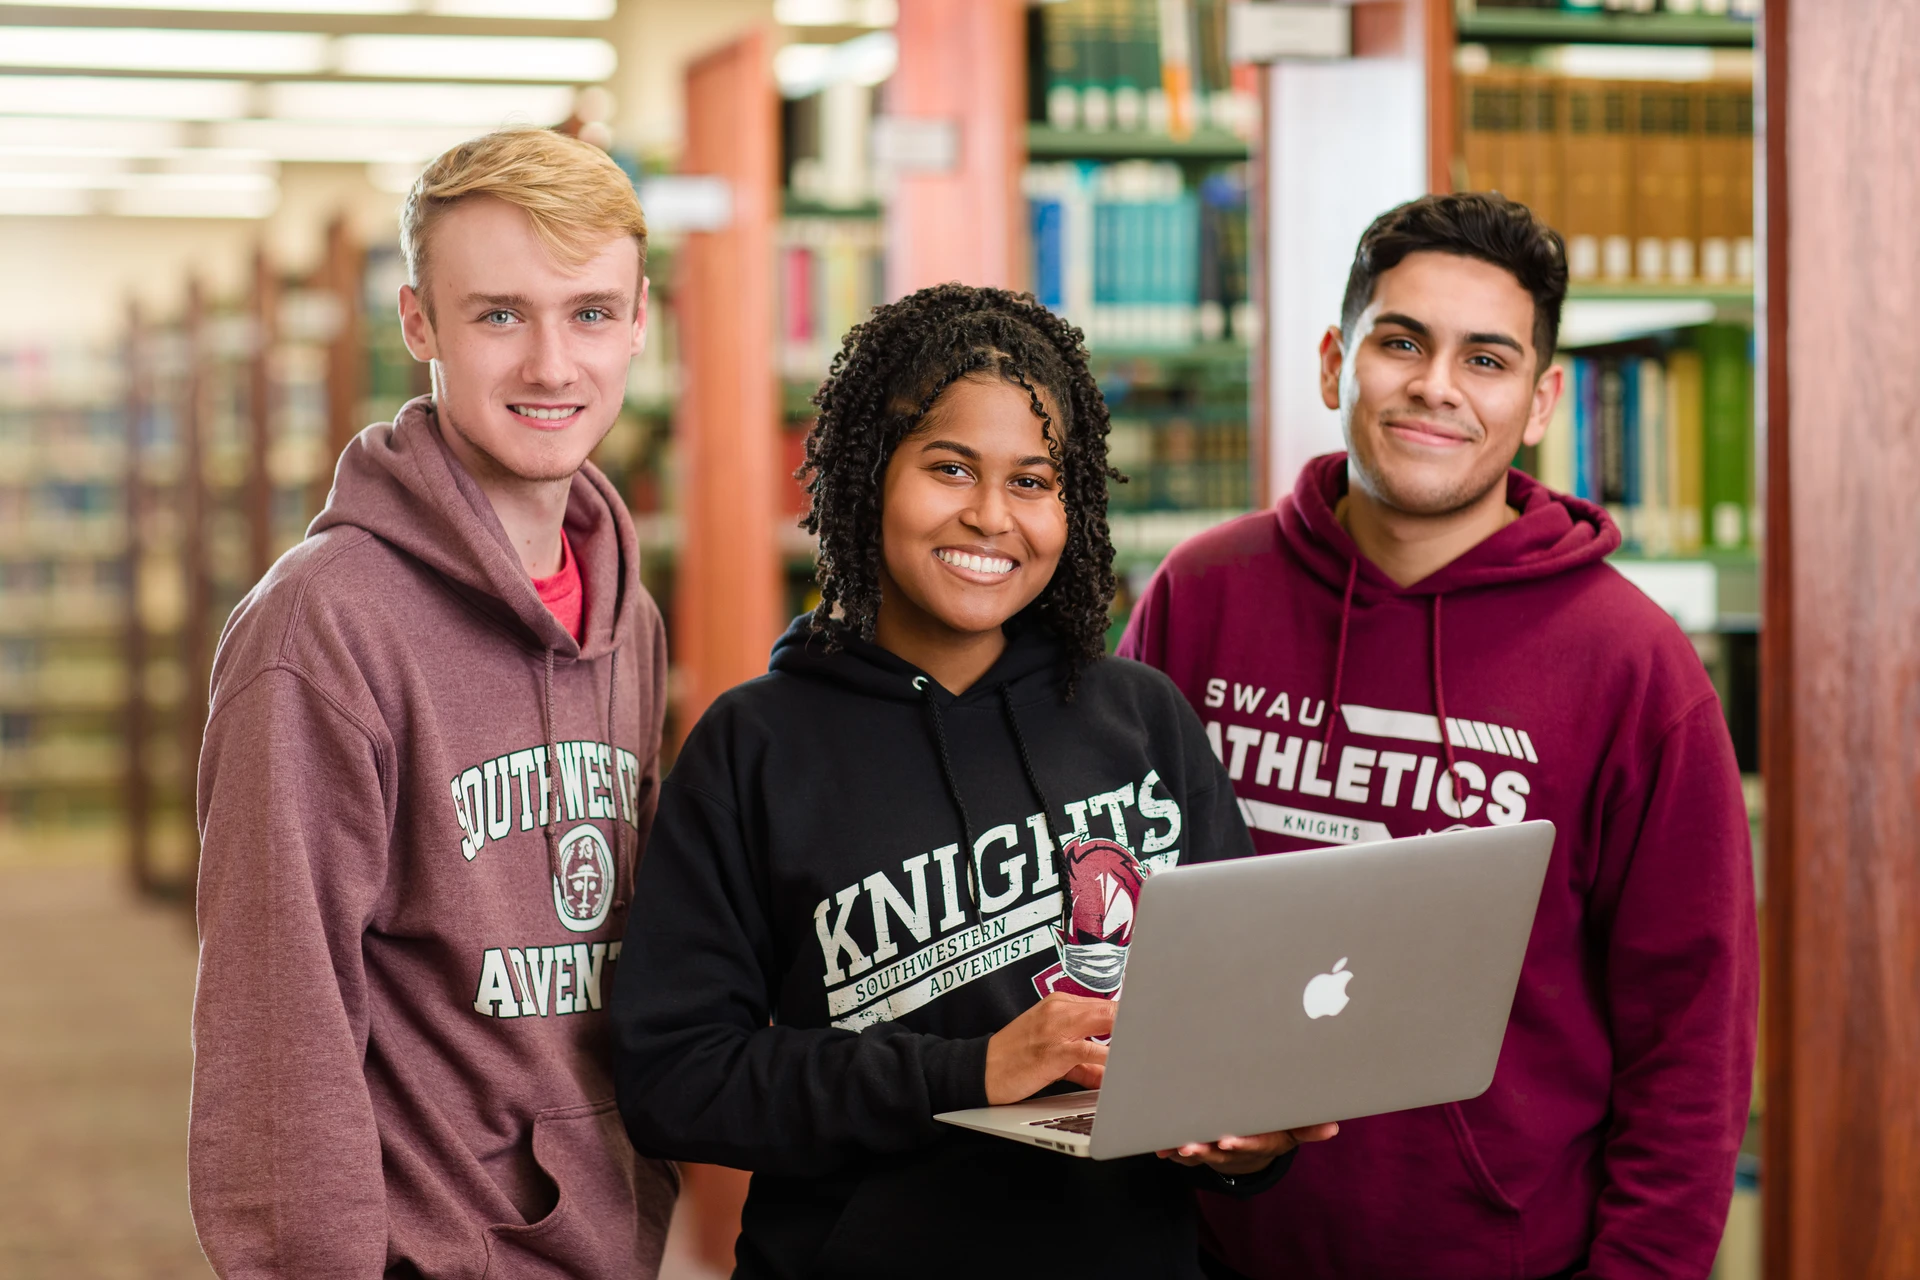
left=482, top=1100, right=677, bottom=1280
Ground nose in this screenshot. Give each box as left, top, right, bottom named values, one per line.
left=521, top=317, right=577, bottom=390
left=961, top=482, right=1014, bottom=536
left=1405, top=352, right=1464, bottom=410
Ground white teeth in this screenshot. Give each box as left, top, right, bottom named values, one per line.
left=512, top=406, right=577, bottom=421
left=938, top=549, right=1013, bottom=575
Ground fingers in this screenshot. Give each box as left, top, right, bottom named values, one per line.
left=1291, top=1121, right=1340, bottom=1144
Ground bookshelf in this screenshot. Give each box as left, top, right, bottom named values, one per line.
left=1456, top=10, right=1757, bottom=47
left=1437, top=11, right=1763, bottom=1276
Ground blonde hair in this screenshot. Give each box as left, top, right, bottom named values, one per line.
left=400, top=128, right=648, bottom=313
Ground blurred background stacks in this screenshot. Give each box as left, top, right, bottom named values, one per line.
left=0, top=1, right=1770, bottom=1276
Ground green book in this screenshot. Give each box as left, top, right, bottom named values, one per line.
left=1044, top=0, right=1083, bottom=131
left=1698, top=323, right=1751, bottom=549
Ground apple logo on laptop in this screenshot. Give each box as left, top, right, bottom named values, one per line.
left=1303, top=958, right=1353, bottom=1019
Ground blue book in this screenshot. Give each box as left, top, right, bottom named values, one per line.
left=1571, top=357, right=1595, bottom=501
left=1031, top=197, right=1064, bottom=310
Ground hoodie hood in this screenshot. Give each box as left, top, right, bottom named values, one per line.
left=1282, top=451, right=1619, bottom=603
left=310, top=395, right=637, bottom=662
left=1276, top=452, right=1624, bottom=768
left=767, top=612, right=1065, bottom=706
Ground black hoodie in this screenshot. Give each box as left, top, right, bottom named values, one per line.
left=611, top=616, right=1280, bottom=1279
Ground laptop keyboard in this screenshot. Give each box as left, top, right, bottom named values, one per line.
left=1029, top=1112, right=1096, bottom=1135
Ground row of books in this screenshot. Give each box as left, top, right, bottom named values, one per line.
left=1467, top=1, right=1759, bottom=14
left=1461, top=70, right=1754, bottom=286
left=1026, top=161, right=1252, bottom=349
left=1036, top=0, right=1256, bottom=137
left=778, top=217, right=887, bottom=384
left=1532, top=324, right=1751, bottom=554
left=1106, top=415, right=1249, bottom=512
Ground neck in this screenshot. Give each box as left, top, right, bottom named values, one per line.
left=873, top=601, right=1008, bottom=697
left=437, top=411, right=572, bottom=578
left=1337, top=471, right=1517, bottom=588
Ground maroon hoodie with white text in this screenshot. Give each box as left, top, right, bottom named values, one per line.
left=189, top=398, right=677, bottom=1278
left=1119, top=454, right=1757, bottom=1280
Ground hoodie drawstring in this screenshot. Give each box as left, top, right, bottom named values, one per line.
left=540, top=641, right=631, bottom=911
left=916, top=677, right=981, bottom=921
left=540, top=646, right=564, bottom=891
left=1430, top=594, right=1460, bottom=804
left=607, top=645, right=630, bottom=911
left=1323, top=555, right=1359, bottom=750
left=999, top=685, right=1074, bottom=950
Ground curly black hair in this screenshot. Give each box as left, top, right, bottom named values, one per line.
left=795, top=283, right=1121, bottom=690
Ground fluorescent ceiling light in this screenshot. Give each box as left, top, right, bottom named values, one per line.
left=16, top=0, right=612, bottom=13
left=114, top=185, right=277, bottom=217
left=0, top=168, right=272, bottom=191
left=0, top=116, right=191, bottom=150
left=774, top=31, right=896, bottom=97
left=334, top=34, right=616, bottom=82
left=430, top=0, right=614, bottom=17
left=0, top=28, right=330, bottom=75
left=0, top=187, right=91, bottom=215
left=265, top=80, right=574, bottom=126
left=0, top=75, right=250, bottom=119
left=775, top=0, right=897, bottom=25
left=211, top=117, right=479, bottom=162
left=21, top=0, right=410, bottom=11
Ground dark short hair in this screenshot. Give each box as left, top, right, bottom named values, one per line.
left=1339, top=192, right=1568, bottom=368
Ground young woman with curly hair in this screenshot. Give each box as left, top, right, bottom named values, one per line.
left=610, top=284, right=1333, bottom=1279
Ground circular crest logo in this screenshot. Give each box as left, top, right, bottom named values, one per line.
left=552, top=824, right=614, bottom=934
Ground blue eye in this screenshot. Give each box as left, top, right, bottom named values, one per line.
left=484, top=310, right=514, bottom=325
left=578, top=308, right=610, bottom=323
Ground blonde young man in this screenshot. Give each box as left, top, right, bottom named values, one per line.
left=189, top=130, right=677, bottom=1278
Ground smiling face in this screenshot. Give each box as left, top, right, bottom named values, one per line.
left=875, top=375, right=1070, bottom=652
left=1322, top=250, right=1560, bottom=517
left=398, top=194, right=646, bottom=487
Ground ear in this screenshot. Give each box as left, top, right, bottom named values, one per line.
left=631, top=275, right=650, bottom=359
left=1521, top=360, right=1564, bottom=448
left=398, top=283, right=437, bottom=363
left=1318, top=325, right=1346, bottom=412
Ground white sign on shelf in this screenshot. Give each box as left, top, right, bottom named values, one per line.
left=1227, top=2, right=1352, bottom=64
left=636, top=175, right=733, bottom=233
left=1614, top=559, right=1720, bottom=634
left=872, top=116, right=960, bottom=175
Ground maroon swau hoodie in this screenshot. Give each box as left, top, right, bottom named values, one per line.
left=190, top=398, right=677, bottom=1278
left=1120, top=453, right=1757, bottom=1280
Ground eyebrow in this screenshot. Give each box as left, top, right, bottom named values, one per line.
left=1375, top=311, right=1525, bottom=355
left=461, top=290, right=630, bottom=312
left=919, top=438, right=1060, bottom=471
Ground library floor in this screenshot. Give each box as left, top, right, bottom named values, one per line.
left=0, top=861, right=722, bottom=1279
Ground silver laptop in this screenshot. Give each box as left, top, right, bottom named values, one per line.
left=935, top=821, right=1554, bottom=1160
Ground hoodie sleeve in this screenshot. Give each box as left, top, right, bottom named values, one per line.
left=1583, top=694, right=1758, bottom=1280
left=189, top=665, right=392, bottom=1277
left=610, top=773, right=989, bottom=1178
left=1114, top=560, right=1172, bottom=668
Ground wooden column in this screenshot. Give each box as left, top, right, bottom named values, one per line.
left=1763, top=2, right=1920, bottom=1275
left=179, top=280, right=211, bottom=892
left=675, top=30, right=781, bottom=731
left=885, top=0, right=1028, bottom=297
left=319, top=215, right=365, bottom=513
left=248, top=247, right=277, bottom=582
left=123, top=301, right=153, bottom=897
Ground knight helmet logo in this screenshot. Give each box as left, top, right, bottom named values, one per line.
left=552, top=823, right=614, bottom=934
left=1033, top=837, right=1146, bottom=999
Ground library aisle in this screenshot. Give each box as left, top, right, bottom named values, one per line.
left=0, top=864, right=206, bottom=1277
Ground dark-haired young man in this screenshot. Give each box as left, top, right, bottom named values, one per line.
left=1120, top=193, right=1756, bottom=1279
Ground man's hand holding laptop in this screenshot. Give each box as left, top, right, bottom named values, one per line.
left=985, top=992, right=1340, bottom=1175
